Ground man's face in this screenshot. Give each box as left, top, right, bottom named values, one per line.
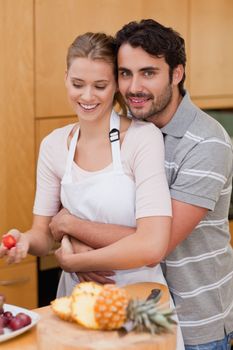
left=117, top=44, right=173, bottom=126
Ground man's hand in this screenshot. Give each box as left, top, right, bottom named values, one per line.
left=77, top=271, right=115, bottom=284
left=70, top=237, right=115, bottom=284
left=49, top=208, right=71, bottom=242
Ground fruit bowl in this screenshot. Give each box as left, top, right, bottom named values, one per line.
left=0, top=304, right=40, bottom=343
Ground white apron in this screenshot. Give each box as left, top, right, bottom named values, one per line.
left=56, top=110, right=184, bottom=349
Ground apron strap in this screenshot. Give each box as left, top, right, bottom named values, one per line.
left=109, top=110, right=123, bottom=172
left=63, top=110, right=122, bottom=182
left=62, top=127, right=79, bottom=182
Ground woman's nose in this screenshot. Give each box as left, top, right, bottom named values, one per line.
left=81, top=86, right=93, bottom=100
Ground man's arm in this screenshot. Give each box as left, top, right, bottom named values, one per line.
left=49, top=208, right=135, bottom=248
left=50, top=200, right=207, bottom=255
left=165, top=199, right=208, bottom=256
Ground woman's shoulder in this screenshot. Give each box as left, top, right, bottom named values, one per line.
left=42, top=123, right=78, bottom=147
left=125, top=119, right=163, bottom=145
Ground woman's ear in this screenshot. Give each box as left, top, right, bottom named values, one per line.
left=172, top=65, right=184, bottom=85
left=64, top=70, right=68, bottom=84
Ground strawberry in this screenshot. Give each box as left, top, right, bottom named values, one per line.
left=2, top=235, right=16, bottom=249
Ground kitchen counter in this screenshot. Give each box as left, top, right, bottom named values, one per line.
left=1, top=282, right=176, bottom=350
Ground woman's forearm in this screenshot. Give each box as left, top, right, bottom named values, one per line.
left=27, top=215, right=54, bottom=256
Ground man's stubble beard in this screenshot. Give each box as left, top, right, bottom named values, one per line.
left=126, top=84, right=173, bottom=122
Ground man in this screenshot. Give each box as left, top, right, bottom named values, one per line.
left=50, top=19, right=233, bottom=349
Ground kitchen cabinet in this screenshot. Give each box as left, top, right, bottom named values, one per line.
left=0, top=256, right=37, bottom=309
left=35, top=0, right=188, bottom=118
left=190, top=0, right=233, bottom=108
left=0, top=0, right=37, bottom=309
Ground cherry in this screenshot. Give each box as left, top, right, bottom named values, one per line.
left=15, top=312, right=31, bottom=327
left=8, top=317, right=24, bottom=331
left=2, top=235, right=16, bottom=249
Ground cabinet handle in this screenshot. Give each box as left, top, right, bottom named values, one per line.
left=0, top=277, right=30, bottom=286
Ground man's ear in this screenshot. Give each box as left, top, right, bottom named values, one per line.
left=172, top=65, right=184, bottom=85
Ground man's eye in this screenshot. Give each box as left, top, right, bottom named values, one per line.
left=144, top=71, right=155, bottom=77
left=119, top=71, right=130, bottom=78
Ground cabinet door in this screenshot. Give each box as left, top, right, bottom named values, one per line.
left=190, top=0, right=233, bottom=108
left=0, top=262, right=37, bottom=309
left=0, top=0, right=34, bottom=233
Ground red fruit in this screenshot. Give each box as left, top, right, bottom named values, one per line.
left=15, top=312, right=31, bottom=327
left=8, top=317, right=24, bottom=331
left=2, top=311, right=13, bottom=326
left=2, top=235, right=16, bottom=249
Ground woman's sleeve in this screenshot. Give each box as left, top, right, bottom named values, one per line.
left=129, top=123, right=172, bottom=219
left=33, top=135, right=62, bottom=216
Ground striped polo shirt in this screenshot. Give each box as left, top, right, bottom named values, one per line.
left=160, top=93, right=233, bottom=345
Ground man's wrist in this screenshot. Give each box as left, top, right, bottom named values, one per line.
left=67, top=215, right=81, bottom=236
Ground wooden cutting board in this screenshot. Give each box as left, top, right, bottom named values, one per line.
left=37, top=282, right=176, bottom=350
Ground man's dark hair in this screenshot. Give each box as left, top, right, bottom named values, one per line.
left=115, top=19, right=186, bottom=95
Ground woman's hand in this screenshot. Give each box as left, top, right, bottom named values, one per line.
left=71, top=239, right=115, bottom=283
left=0, top=229, right=29, bottom=264
left=49, top=208, right=71, bottom=242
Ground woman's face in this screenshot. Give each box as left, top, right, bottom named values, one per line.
left=65, top=57, right=117, bottom=123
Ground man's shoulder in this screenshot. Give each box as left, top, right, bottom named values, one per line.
left=183, top=100, right=231, bottom=144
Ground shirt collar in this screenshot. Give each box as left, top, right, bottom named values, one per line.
left=161, top=92, right=197, bottom=137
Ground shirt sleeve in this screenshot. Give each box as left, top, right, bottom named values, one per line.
left=33, top=135, right=62, bottom=216
left=170, top=138, right=233, bottom=210
left=124, top=122, right=172, bottom=219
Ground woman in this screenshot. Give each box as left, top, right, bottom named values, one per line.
left=1, top=32, right=171, bottom=294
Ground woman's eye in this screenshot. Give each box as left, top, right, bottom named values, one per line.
left=95, top=86, right=106, bottom=90
left=73, top=83, right=83, bottom=88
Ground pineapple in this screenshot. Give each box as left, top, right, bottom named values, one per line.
left=71, top=282, right=103, bottom=329
left=51, top=282, right=176, bottom=335
left=94, top=284, right=129, bottom=330
left=51, top=296, right=73, bottom=321
left=126, top=298, right=176, bottom=334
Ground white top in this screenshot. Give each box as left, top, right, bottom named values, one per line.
left=33, top=119, right=171, bottom=219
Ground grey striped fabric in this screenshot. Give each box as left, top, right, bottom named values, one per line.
left=161, top=93, right=233, bottom=345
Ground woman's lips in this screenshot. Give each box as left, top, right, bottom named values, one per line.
left=79, top=103, right=99, bottom=111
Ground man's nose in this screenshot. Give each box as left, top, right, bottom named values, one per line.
left=128, top=76, right=142, bottom=94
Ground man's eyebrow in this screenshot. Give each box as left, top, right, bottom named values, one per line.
left=118, top=67, right=131, bottom=72
left=139, top=66, right=160, bottom=72
left=118, top=66, right=160, bottom=72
